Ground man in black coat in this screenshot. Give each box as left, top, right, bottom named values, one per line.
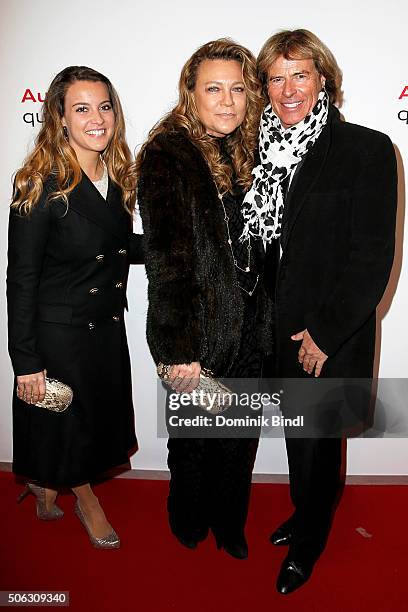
left=241, top=29, right=398, bottom=594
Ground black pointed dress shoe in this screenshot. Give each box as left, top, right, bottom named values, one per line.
left=270, top=521, right=293, bottom=546
left=276, top=557, right=313, bottom=595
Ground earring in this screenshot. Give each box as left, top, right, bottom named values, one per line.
left=63, top=126, right=68, bottom=139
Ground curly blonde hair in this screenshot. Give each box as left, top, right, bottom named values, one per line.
left=12, top=66, right=135, bottom=215
left=257, top=29, right=343, bottom=106
left=135, top=38, right=263, bottom=193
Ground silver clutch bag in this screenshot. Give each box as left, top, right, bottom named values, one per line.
left=157, top=363, right=232, bottom=415
left=35, top=377, right=73, bottom=412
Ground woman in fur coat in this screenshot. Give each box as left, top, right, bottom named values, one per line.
left=136, top=39, right=270, bottom=558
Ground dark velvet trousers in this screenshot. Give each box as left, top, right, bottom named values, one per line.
left=167, top=437, right=259, bottom=542
left=166, top=292, right=262, bottom=543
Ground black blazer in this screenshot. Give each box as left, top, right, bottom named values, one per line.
left=7, top=174, right=143, bottom=376
left=272, top=105, right=398, bottom=377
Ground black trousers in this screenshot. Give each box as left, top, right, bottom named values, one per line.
left=167, top=291, right=262, bottom=543
left=284, top=435, right=343, bottom=560
left=167, top=437, right=259, bottom=542
left=264, top=334, right=345, bottom=561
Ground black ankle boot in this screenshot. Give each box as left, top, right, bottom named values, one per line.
left=176, top=534, right=198, bottom=549
left=216, top=534, right=248, bottom=559
left=174, top=526, right=209, bottom=550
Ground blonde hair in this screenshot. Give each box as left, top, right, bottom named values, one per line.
left=257, top=29, right=343, bottom=106
left=12, top=66, right=135, bottom=215
left=135, top=38, right=263, bottom=193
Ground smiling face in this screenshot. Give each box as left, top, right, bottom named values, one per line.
left=61, top=80, right=115, bottom=164
left=267, top=56, right=325, bottom=129
left=193, top=59, right=247, bottom=137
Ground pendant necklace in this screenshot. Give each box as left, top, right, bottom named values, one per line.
left=217, top=191, right=259, bottom=296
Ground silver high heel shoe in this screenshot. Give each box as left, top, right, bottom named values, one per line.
left=17, top=483, right=64, bottom=520
left=74, top=501, right=120, bottom=549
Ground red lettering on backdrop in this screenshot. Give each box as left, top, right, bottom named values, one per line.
left=21, top=88, right=36, bottom=103
left=21, top=89, right=46, bottom=103
left=398, top=86, right=408, bottom=100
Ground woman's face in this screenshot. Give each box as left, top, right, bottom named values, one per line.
left=267, top=56, right=325, bottom=129
left=193, top=59, right=247, bottom=137
left=61, top=80, right=115, bottom=163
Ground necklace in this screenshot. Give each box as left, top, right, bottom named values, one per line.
left=217, top=191, right=259, bottom=296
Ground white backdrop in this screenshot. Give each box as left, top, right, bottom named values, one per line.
left=0, top=0, right=407, bottom=475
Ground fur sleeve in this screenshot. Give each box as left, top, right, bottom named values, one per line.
left=138, top=144, right=203, bottom=365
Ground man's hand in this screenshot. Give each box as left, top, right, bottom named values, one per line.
left=291, top=329, right=328, bottom=377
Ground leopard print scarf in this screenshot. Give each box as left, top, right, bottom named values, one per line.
left=241, top=90, right=329, bottom=243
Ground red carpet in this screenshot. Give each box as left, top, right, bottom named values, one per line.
left=0, top=471, right=407, bottom=611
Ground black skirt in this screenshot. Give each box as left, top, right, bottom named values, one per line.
left=12, top=319, right=136, bottom=487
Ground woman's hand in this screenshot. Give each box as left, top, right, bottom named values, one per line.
left=16, top=370, right=46, bottom=404
left=168, top=362, right=201, bottom=393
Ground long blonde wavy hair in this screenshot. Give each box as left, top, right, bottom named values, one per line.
left=12, top=66, right=135, bottom=215
left=135, top=38, right=263, bottom=194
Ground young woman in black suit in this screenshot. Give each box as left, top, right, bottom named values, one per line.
left=7, top=66, right=143, bottom=548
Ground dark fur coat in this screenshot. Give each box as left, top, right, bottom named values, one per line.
left=138, top=129, right=272, bottom=376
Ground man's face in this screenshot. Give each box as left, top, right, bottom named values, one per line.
left=266, top=56, right=325, bottom=129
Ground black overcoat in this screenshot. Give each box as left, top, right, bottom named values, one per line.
left=7, top=174, right=143, bottom=486
left=271, top=106, right=398, bottom=378
left=137, top=129, right=272, bottom=377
